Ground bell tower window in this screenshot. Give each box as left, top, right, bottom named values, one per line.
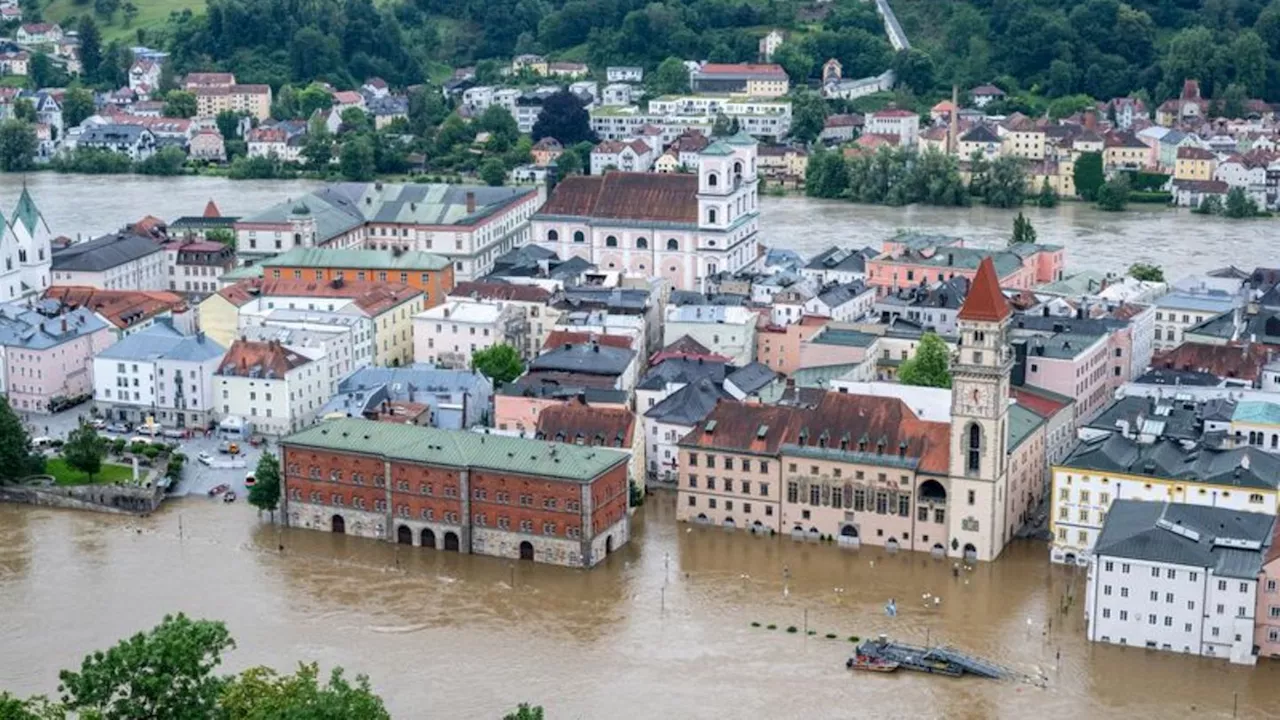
left=967, top=424, right=981, bottom=474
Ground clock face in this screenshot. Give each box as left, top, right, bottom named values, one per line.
left=961, top=383, right=991, bottom=416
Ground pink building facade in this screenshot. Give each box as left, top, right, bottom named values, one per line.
left=1255, top=541, right=1280, bottom=660
left=0, top=307, right=114, bottom=414
left=866, top=237, right=1064, bottom=297
left=755, top=316, right=827, bottom=374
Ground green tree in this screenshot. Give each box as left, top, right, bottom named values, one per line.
left=301, top=132, right=334, bottom=168
left=479, top=157, right=507, bottom=186
left=531, top=90, right=593, bottom=145
left=12, top=98, right=35, bottom=123
left=0, top=397, right=41, bottom=484
left=297, top=84, right=335, bottom=119
left=788, top=89, right=828, bottom=144
left=773, top=43, right=815, bottom=83
left=219, top=664, right=390, bottom=720
left=122, top=1, right=138, bottom=26
left=338, top=106, right=371, bottom=134
left=62, top=424, right=106, bottom=482
left=136, top=146, right=188, bottom=175
left=805, top=148, right=849, bottom=199
left=1046, top=94, right=1095, bottom=120
left=471, top=344, right=524, bottom=385
left=980, top=156, right=1026, bottom=208
left=163, top=90, right=197, bottom=118
left=61, top=86, right=95, bottom=127
left=897, top=332, right=952, bottom=389
left=1096, top=175, right=1130, bottom=211
left=1072, top=152, right=1105, bottom=201
left=207, top=228, right=235, bottom=245
left=1224, top=186, right=1261, bottom=218
left=1010, top=212, right=1037, bottom=245
left=554, top=147, right=582, bottom=175
left=76, top=16, right=102, bottom=84
left=648, top=56, right=690, bottom=95
left=247, top=451, right=281, bottom=519
left=57, top=614, right=232, bottom=719
left=504, top=704, right=545, bottom=720
left=339, top=134, right=376, bottom=181
left=1218, top=82, right=1249, bottom=120
left=479, top=104, right=519, bottom=145
left=215, top=110, right=243, bottom=140
left=0, top=120, right=35, bottom=172
left=1128, top=263, right=1164, bottom=282
left=27, top=53, right=63, bottom=90
left=1036, top=178, right=1059, bottom=208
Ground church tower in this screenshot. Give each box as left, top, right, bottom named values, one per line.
left=947, top=257, right=1013, bottom=562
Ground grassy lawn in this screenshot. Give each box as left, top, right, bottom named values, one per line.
left=41, top=0, right=207, bottom=42
left=46, top=457, right=135, bottom=486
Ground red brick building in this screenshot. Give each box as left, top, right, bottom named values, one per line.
left=280, top=418, right=630, bottom=567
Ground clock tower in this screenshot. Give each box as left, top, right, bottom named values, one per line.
left=948, top=257, right=1013, bottom=562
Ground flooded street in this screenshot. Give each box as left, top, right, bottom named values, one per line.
left=2, top=494, right=1278, bottom=718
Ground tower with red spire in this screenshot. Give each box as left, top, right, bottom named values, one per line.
left=947, top=256, right=1014, bottom=563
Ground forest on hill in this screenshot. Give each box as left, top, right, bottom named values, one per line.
left=94, top=0, right=1280, bottom=107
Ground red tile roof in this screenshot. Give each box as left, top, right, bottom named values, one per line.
left=260, top=278, right=421, bottom=315
left=1010, top=386, right=1072, bottom=419
left=958, top=257, right=1010, bottom=323
left=544, top=330, right=634, bottom=351
left=539, top=173, right=698, bottom=224
left=203, top=200, right=221, bottom=218
left=1152, top=342, right=1271, bottom=382
left=44, top=286, right=187, bottom=329
left=678, top=400, right=798, bottom=454
left=218, top=339, right=311, bottom=377
left=217, top=279, right=261, bottom=307
left=449, top=280, right=551, bottom=303
left=535, top=403, right=635, bottom=448
left=1177, top=146, right=1216, bottom=160
left=697, top=63, right=787, bottom=78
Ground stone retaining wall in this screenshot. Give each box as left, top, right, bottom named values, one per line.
left=0, top=481, right=164, bottom=515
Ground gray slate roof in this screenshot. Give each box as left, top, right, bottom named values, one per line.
left=644, top=377, right=730, bottom=425
left=52, top=231, right=162, bottom=272
left=804, top=246, right=877, bottom=274
left=0, top=304, right=108, bottom=349
left=637, top=357, right=729, bottom=390
left=726, top=362, right=777, bottom=395
left=528, top=343, right=634, bottom=375
left=96, top=322, right=225, bottom=362
left=1062, top=433, right=1280, bottom=491
left=1095, top=500, right=1274, bottom=578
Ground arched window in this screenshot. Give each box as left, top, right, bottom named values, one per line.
left=606, top=235, right=618, bottom=247
left=636, top=236, right=648, bottom=249
left=573, top=231, right=585, bottom=243
left=967, top=424, right=982, bottom=473
left=707, top=172, right=719, bottom=187
left=293, top=233, right=302, bottom=245
left=547, top=229, right=559, bottom=242
left=666, top=238, right=679, bottom=251
left=708, top=208, right=717, bottom=224
left=733, top=160, right=743, bottom=179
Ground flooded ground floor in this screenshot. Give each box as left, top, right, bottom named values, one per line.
left=1, top=492, right=1278, bottom=718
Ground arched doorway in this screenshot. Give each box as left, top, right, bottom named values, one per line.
left=397, top=525, right=412, bottom=545
left=886, top=537, right=900, bottom=552
left=444, top=531, right=460, bottom=552
left=519, top=541, right=534, bottom=560
left=1064, top=552, right=1078, bottom=565
left=751, top=520, right=764, bottom=535
left=807, top=527, right=820, bottom=541
left=421, top=528, right=436, bottom=548
left=838, top=524, right=860, bottom=548
left=695, top=513, right=709, bottom=524
left=330, top=514, right=345, bottom=534
left=722, top=516, right=736, bottom=529
left=605, top=535, right=614, bottom=555
left=931, top=543, right=945, bottom=558
left=918, top=479, right=947, bottom=505
left=963, top=543, right=978, bottom=562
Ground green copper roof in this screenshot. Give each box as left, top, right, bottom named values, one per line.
left=701, top=141, right=734, bottom=156
left=1233, top=401, right=1280, bottom=426
left=282, top=418, right=628, bottom=483
left=725, top=130, right=757, bottom=146
left=13, top=186, right=39, bottom=236
left=262, top=247, right=451, bottom=271
left=220, top=264, right=263, bottom=281
left=1007, top=403, right=1045, bottom=452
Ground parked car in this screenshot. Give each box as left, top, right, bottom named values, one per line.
left=219, top=441, right=240, bottom=455
left=31, top=436, right=54, bottom=450
left=106, top=423, right=130, bottom=434
left=244, top=473, right=256, bottom=487
left=197, top=451, right=213, bottom=466
left=89, top=418, right=107, bottom=430
left=162, top=428, right=186, bottom=439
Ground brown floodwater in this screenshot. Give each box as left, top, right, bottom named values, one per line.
left=2, top=494, right=1279, bottom=719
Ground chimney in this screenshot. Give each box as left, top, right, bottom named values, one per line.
left=465, top=191, right=476, bottom=214
left=60, top=317, right=66, bottom=332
